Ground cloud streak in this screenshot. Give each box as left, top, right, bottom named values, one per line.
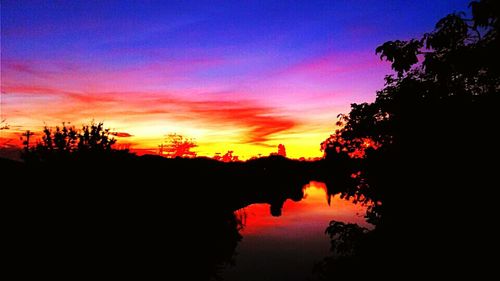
left=112, top=132, right=134, bottom=138
left=1, top=82, right=297, bottom=146
left=280, top=51, right=386, bottom=79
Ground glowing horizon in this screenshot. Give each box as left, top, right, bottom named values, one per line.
left=0, top=1, right=469, bottom=159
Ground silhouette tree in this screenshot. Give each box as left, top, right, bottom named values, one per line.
left=221, top=150, right=238, bottom=162
left=324, top=221, right=369, bottom=257
left=212, top=152, right=222, bottom=161
left=162, top=133, right=197, bottom=158
left=324, top=0, right=499, bottom=154
left=213, top=150, right=239, bottom=162
left=21, top=122, right=119, bottom=162
left=318, top=0, right=499, bottom=278
left=277, top=144, right=286, bottom=157
left=269, top=144, right=287, bottom=157
left=77, top=122, right=115, bottom=152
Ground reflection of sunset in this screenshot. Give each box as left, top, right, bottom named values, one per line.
left=239, top=181, right=371, bottom=236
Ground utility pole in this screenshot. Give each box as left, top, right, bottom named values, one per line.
left=22, top=130, right=34, bottom=151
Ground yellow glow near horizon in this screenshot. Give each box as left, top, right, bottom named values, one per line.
left=40, top=115, right=334, bottom=159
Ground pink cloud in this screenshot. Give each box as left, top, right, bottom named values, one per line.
left=279, top=51, right=387, bottom=80
left=1, top=56, right=228, bottom=94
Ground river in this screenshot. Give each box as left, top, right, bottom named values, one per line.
left=223, top=181, right=371, bottom=281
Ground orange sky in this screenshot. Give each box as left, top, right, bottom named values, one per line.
left=0, top=91, right=339, bottom=159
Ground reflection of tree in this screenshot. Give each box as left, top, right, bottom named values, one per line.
left=324, top=221, right=369, bottom=257
left=204, top=212, right=244, bottom=280
left=313, top=221, right=373, bottom=279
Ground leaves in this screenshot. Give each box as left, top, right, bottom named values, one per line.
left=375, top=39, right=422, bottom=75
left=323, top=0, right=500, bottom=230
left=469, top=0, right=500, bottom=29
left=339, top=0, right=499, bottom=149
left=425, top=13, right=468, bottom=51
left=325, top=220, right=369, bottom=256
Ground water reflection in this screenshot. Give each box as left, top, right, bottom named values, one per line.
left=223, top=181, right=371, bottom=281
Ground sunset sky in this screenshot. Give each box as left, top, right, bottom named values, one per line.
left=1, top=0, right=469, bottom=158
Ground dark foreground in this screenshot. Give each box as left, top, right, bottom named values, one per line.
left=3, top=147, right=497, bottom=280
left=3, top=155, right=341, bottom=279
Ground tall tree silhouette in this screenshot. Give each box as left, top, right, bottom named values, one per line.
left=319, top=0, right=499, bottom=278
left=324, top=0, right=498, bottom=153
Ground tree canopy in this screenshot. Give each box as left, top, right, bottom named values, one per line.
left=318, top=1, right=499, bottom=278
left=323, top=0, right=499, bottom=155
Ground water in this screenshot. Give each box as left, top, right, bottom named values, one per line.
left=222, top=181, right=371, bottom=281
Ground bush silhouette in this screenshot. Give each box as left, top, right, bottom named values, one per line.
left=21, top=122, right=120, bottom=162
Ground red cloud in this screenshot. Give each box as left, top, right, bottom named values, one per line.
left=185, top=101, right=297, bottom=145
left=74, top=94, right=298, bottom=145
left=2, top=82, right=297, bottom=145
left=112, top=132, right=133, bottom=137
left=2, top=57, right=298, bottom=145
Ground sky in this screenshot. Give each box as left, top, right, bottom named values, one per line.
left=1, top=0, right=470, bottom=159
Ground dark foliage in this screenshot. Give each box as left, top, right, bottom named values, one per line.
left=4, top=145, right=331, bottom=279
left=318, top=0, right=499, bottom=278
left=21, top=122, right=120, bottom=163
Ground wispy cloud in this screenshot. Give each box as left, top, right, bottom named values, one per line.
left=1, top=81, right=297, bottom=146
left=279, top=51, right=385, bottom=79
